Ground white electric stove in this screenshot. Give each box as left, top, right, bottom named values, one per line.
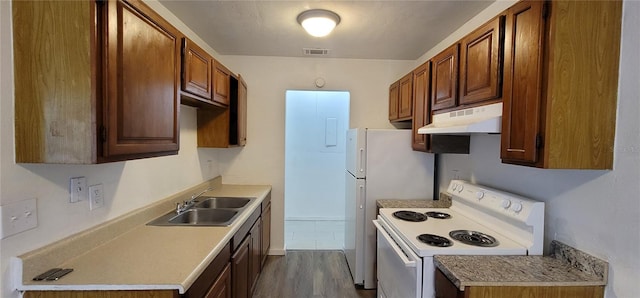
left=374, top=180, right=544, bottom=298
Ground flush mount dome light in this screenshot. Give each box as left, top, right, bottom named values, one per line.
left=297, top=9, right=341, bottom=37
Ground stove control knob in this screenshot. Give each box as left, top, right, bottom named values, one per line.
left=457, top=185, right=464, bottom=193
left=511, top=202, right=523, bottom=213
left=476, top=191, right=485, bottom=200
left=501, top=199, right=511, bottom=209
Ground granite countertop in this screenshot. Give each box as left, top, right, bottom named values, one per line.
left=15, top=177, right=271, bottom=294
left=377, top=193, right=452, bottom=208
left=434, top=241, right=608, bottom=291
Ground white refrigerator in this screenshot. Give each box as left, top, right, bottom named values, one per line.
left=344, top=128, right=435, bottom=289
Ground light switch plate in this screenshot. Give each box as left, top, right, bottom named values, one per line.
left=1, top=198, right=38, bottom=239
left=89, top=184, right=104, bottom=210
left=70, top=177, right=88, bottom=203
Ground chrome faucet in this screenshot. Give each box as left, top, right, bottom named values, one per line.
left=175, top=187, right=213, bottom=214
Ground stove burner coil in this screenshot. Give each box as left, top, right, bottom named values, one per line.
left=449, top=230, right=499, bottom=247
left=417, top=234, right=453, bottom=247
left=425, top=211, right=451, bottom=219
left=392, top=211, right=427, bottom=222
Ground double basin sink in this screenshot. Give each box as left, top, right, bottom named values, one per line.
left=148, top=197, right=255, bottom=226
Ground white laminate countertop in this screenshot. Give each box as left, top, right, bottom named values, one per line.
left=14, top=179, right=271, bottom=294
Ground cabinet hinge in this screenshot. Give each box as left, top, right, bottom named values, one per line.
left=101, top=126, right=107, bottom=143
left=535, top=134, right=543, bottom=149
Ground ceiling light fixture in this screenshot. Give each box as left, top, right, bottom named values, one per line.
left=297, top=9, right=341, bottom=37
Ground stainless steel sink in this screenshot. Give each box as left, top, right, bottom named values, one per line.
left=169, top=209, right=239, bottom=225
left=147, top=196, right=255, bottom=226
left=148, top=209, right=239, bottom=226
left=194, top=197, right=253, bottom=209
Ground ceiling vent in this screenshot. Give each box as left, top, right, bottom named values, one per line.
left=303, top=48, right=330, bottom=56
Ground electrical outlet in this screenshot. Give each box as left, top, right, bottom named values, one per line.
left=69, top=177, right=88, bottom=203
left=1, top=198, right=38, bottom=239
left=89, top=184, right=104, bottom=210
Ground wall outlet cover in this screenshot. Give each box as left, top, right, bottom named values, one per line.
left=89, top=184, right=104, bottom=210
left=70, top=177, right=88, bottom=203
left=1, top=198, right=38, bottom=239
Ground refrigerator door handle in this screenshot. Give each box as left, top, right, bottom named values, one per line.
left=359, top=148, right=365, bottom=173
left=359, top=185, right=365, bottom=209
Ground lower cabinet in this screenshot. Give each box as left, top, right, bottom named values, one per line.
left=261, top=200, right=271, bottom=266
left=249, top=220, right=262, bottom=295
left=206, top=263, right=232, bottom=298
left=232, top=237, right=251, bottom=298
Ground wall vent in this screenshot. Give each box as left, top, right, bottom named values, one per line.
left=303, top=48, right=330, bottom=56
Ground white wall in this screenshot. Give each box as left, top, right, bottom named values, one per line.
left=211, top=56, right=413, bottom=253
left=284, top=91, right=350, bottom=221
left=0, top=1, right=222, bottom=297
left=433, top=1, right=640, bottom=297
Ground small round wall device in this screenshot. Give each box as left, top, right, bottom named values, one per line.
left=315, top=77, right=326, bottom=88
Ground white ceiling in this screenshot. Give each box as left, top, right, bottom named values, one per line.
left=158, top=1, right=495, bottom=60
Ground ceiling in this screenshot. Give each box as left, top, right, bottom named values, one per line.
left=158, top=1, right=495, bottom=60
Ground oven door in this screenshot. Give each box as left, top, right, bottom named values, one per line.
left=374, top=219, right=423, bottom=298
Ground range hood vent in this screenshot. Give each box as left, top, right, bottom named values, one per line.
left=303, top=48, right=330, bottom=55
left=418, top=102, right=503, bottom=134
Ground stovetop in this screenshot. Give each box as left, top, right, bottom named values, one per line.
left=378, top=208, right=527, bottom=257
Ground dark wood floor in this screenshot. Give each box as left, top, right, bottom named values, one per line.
left=253, top=250, right=377, bottom=298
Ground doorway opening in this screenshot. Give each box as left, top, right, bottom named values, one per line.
left=284, top=90, right=350, bottom=250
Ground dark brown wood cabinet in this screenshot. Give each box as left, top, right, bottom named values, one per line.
left=99, top=0, right=181, bottom=160
left=411, top=62, right=431, bottom=152
left=459, top=16, right=504, bottom=106
left=13, top=0, right=180, bottom=163
left=181, top=38, right=212, bottom=100
left=398, top=72, right=414, bottom=120
left=206, top=263, right=232, bottom=298
left=213, top=60, right=231, bottom=106
left=388, top=81, right=400, bottom=121
left=232, top=236, right=250, bottom=298
left=500, top=0, right=621, bottom=169
left=249, top=220, right=262, bottom=296
left=261, top=196, right=271, bottom=266
left=431, top=44, right=459, bottom=111
left=197, top=74, right=248, bottom=148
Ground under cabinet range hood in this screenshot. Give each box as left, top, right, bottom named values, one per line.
left=418, top=102, right=503, bottom=134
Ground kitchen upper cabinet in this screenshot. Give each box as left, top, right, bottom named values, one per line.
left=431, top=44, right=460, bottom=111
left=389, top=72, right=413, bottom=122
left=197, top=74, right=248, bottom=148
left=411, top=62, right=431, bottom=152
left=388, top=81, right=400, bottom=121
left=100, top=0, right=181, bottom=160
left=213, top=60, right=232, bottom=106
left=181, top=37, right=213, bottom=101
left=398, top=73, right=414, bottom=120
left=500, top=0, right=621, bottom=169
left=13, top=0, right=180, bottom=163
left=459, top=16, right=504, bottom=106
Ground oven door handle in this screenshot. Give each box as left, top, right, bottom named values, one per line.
left=373, top=220, right=416, bottom=268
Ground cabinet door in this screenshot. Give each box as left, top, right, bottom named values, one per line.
left=435, top=269, right=465, bottom=298
left=102, top=0, right=180, bottom=158
left=411, top=62, right=431, bottom=152
left=398, top=72, right=414, bottom=119
left=231, top=237, right=250, bottom=298
left=249, top=220, right=262, bottom=296
left=261, top=202, right=271, bottom=266
left=205, top=263, right=232, bottom=298
left=182, top=38, right=212, bottom=100
left=237, top=76, right=248, bottom=146
left=500, top=0, right=545, bottom=163
left=388, top=81, right=400, bottom=121
left=431, top=44, right=459, bottom=111
left=459, top=16, right=504, bottom=105
left=213, top=60, right=231, bottom=106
